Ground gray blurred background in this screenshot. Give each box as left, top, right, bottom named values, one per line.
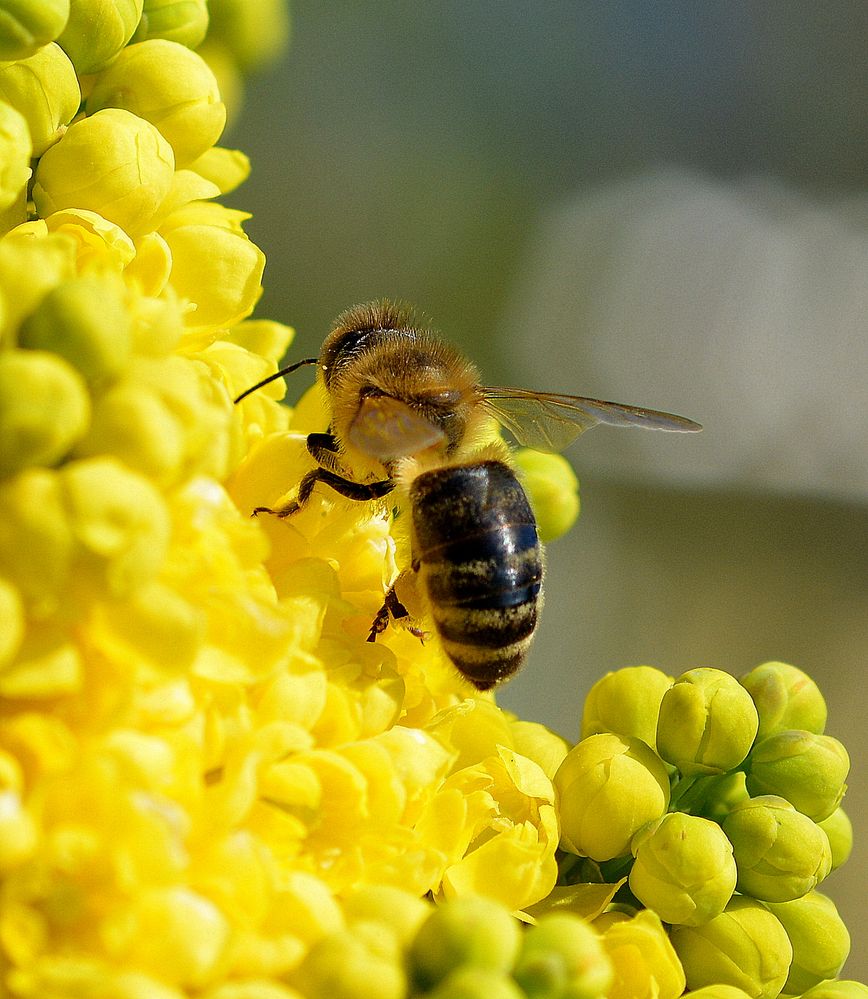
left=230, top=2, right=868, bottom=977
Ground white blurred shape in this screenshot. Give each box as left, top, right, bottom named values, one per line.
left=503, top=169, right=868, bottom=501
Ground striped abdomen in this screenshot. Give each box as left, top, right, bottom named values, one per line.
left=410, top=460, right=543, bottom=690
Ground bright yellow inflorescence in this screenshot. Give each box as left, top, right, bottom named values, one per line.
left=0, top=4, right=862, bottom=999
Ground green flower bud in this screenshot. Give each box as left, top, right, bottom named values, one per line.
left=33, top=108, right=175, bottom=237
left=670, top=896, right=793, bottom=999
left=554, top=733, right=670, bottom=861
left=513, top=449, right=579, bottom=542
left=766, top=891, right=850, bottom=994
left=19, top=275, right=131, bottom=383
left=722, top=794, right=831, bottom=902
left=0, top=349, right=89, bottom=477
left=131, top=0, right=208, bottom=48
left=800, top=982, right=868, bottom=999
left=746, top=730, right=849, bottom=821
left=629, top=813, right=736, bottom=926
left=86, top=39, right=225, bottom=167
left=740, top=661, right=827, bottom=739
left=512, top=912, right=613, bottom=999
left=0, top=41, right=79, bottom=155
left=0, top=99, right=31, bottom=210
left=57, top=0, right=143, bottom=74
left=657, top=667, right=759, bottom=777
left=59, top=457, right=170, bottom=598
left=408, top=896, right=522, bottom=992
left=581, top=665, right=672, bottom=752
left=427, top=967, right=525, bottom=999
left=0, top=0, right=70, bottom=60
left=818, top=807, right=853, bottom=870
left=291, top=927, right=406, bottom=999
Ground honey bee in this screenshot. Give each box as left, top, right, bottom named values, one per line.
left=234, top=300, right=701, bottom=689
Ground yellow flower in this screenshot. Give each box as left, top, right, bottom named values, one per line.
left=598, top=909, right=686, bottom=999
left=86, top=39, right=226, bottom=167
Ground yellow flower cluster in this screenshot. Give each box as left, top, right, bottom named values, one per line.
left=0, top=4, right=585, bottom=996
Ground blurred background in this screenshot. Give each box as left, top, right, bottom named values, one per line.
left=229, top=2, right=868, bottom=976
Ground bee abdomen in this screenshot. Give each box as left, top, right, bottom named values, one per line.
left=410, top=460, right=543, bottom=690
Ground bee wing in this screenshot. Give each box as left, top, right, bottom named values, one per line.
left=482, top=386, right=702, bottom=453
left=348, top=394, right=447, bottom=460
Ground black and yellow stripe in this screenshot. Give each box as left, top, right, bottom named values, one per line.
left=410, top=460, right=543, bottom=690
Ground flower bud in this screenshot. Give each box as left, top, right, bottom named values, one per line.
left=87, top=40, right=226, bottom=167
left=0, top=468, right=75, bottom=615
left=33, top=108, right=175, bottom=237
left=513, top=449, right=579, bottom=542
left=740, top=661, right=827, bottom=739
left=581, top=665, right=672, bottom=752
left=0, top=349, right=90, bottom=477
left=746, top=730, right=849, bottom=821
left=818, top=806, right=852, bottom=870
left=629, top=813, right=736, bottom=926
left=670, top=896, right=792, bottom=999
left=57, top=0, right=143, bottom=74
left=554, top=733, right=670, bottom=861
left=59, top=457, right=170, bottom=598
left=0, top=41, right=79, bottom=155
left=599, top=909, right=685, bottom=999
left=657, top=667, right=758, bottom=776
left=0, top=0, right=70, bottom=60
left=509, top=719, right=570, bottom=781
left=512, top=911, right=613, bottom=999
left=72, top=379, right=185, bottom=483
left=427, top=967, right=525, bottom=999
left=722, top=794, right=831, bottom=902
left=766, top=891, right=850, bottom=994
left=290, top=922, right=406, bottom=999
left=408, top=896, right=522, bottom=992
left=131, top=0, right=208, bottom=48
left=342, top=885, right=430, bottom=950
left=19, top=275, right=131, bottom=383
left=0, top=99, right=31, bottom=210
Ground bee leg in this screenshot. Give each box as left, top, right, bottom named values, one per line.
left=253, top=468, right=395, bottom=518
left=367, top=586, right=410, bottom=643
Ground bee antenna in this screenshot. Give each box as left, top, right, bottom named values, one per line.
left=233, top=357, right=319, bottom=404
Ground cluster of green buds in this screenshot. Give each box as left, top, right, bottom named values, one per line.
left=290, top=892, right=615, bottom=999
left=553, top=661, right=855, bottom=996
